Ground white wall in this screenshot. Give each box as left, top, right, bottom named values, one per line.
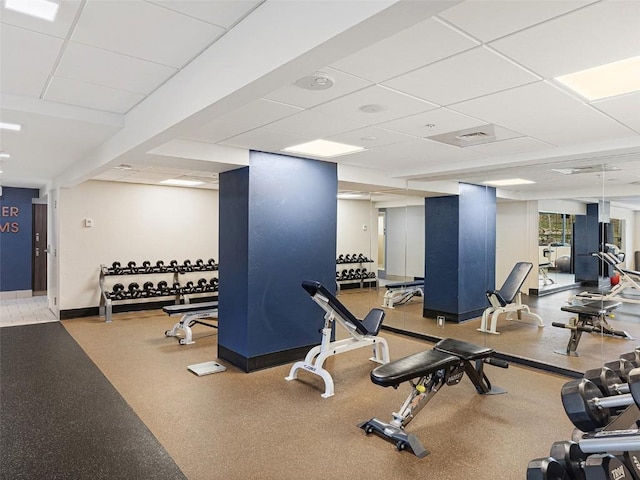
left=48, top=187, right=60, bottom=316
left=611, top=205, right=636, bottom=269
left=635, top=211, right=640, bottom=269
left=337, top=198, right=377, bottom=268
left=538, top=199, right=587, bottom=216
left=496, top=200, right=539, bottom=293
left=59, top=180, right=219, bottom=311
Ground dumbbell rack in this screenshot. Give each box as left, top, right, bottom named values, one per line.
left=99, top=259, right=218, bottom=323
left=336, top=254, right=377, bottom=292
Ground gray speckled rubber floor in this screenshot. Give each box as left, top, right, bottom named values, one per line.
left=0, top=322, right=186, bottom=480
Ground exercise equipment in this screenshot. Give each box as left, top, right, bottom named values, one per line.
left=553, top=300, right=629, bottom=357
left=561, top=369, right=640, bottom=432
left=557, top=255, right=571, bottom=273
left=141, top=260, right=152, bottom=273
left=382, top=280, right=423, bottom=309
left=527, top=457, right=569, bottom=479
left=127, top=261, right=137, bottom=273
left=478, top=262, right=544, bottom=334
left=164, top=301, right=219, bottom=345
left=569, top=251, right=640, bottom=306
left=285, top=280, right=390, bottom=398
left=358, top=338, right=507, bottom=458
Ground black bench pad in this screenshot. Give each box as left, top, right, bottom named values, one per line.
left=162, top=301, right=218, bottom=315
left=561, top=300, right=621, bottom=316
left=385, top=280, right=423, bottom=290
left=434, top=338, right=493, bottom=361
left=370, top=350, right=459, bottom=387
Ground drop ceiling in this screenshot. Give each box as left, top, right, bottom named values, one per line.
left=1, top=0, right=639, bottom=209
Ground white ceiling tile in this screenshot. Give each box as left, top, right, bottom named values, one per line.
left=384, top=46, right=539, bottom=106
left=338, top=138, right=484, bottom=175
left=450, top=81, right=636, bottom=146
left=263, top=68, right=372, bottom=109
left=490, top=1, right=640, bottom=78
left=0, top=25, right=64, bottom=97
left=219, top=128, right=308, bottom=153
left=466, top=137, right=553, bottom=156
left=313, top=85, right=438, bottom=125
left=72, top=0, right=225, bottom=68
left=56, top=42, right=177, bottom=94
left=592, top=91, right=640, bottom=134
left=45, top=77, right=145, bottom=114
left=0, top=0, right=83, bottom=39
left=147, top=0, right=262, bottom=28
left=330, top=17, right=478, bottom=83
left=327, top=126, right=416, bottom=149
left=266, top=109, right=367, bottom=139
left=378, top=107, right=487, bottom=137
left=438, top=1, right=595, bottom=42
left=92, top=170, right=136, bottom=181
left=186, top=99, right=303, bottom=143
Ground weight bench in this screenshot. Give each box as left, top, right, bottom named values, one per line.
left=478, top=262, right=544, bottom=334
left=285, top=280, right=390, bottom=398
left=569, top=251, right=640, bottom=306
left=553, top=300, right=631, bottom=356
left=163, top=301, right=218, bottom=345
left=358, top=338, right=507, bottom=458
left=382, top=280, right=423, bottom=308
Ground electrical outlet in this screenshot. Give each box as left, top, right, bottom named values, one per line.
left=437, top=316, right=445, bottom=328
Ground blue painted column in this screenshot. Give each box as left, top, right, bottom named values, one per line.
left=0, top=187, right=39, bottom=292
left=573, top=203, right=605, bottom=284
left=218, top=151, right=337, bottom=372
left=423, top=183, right=496, bottom=322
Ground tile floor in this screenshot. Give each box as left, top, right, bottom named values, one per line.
left=0, top=296, right=57, bottom=327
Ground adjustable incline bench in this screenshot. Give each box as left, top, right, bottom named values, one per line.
left=163, top=301, right=218, bottom=345
left=358, top=338, right=507, bottom=458
left=478, top=262, right=544, bottom=334
left=285, top=280, right=390, bottom=398
left=569, top=251, right=640, bottom=306
left=553, top=300, right=631, bottom=356
left=382, top=280, right=423, bottom=309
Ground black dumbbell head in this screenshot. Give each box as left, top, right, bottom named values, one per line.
left=527, top=457, right=569, bottom=480
left=549, top=441, right=586, bottom=480
left=561, top=378, right=610, bottom=432
left=583, top=454, right=631, bottom=480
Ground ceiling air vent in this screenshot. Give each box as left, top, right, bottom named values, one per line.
left=550, top=165, right=621, bottom=175
left=428, top=125, right=496, bottom=147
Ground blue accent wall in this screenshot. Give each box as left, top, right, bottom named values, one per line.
left=0, top=187, right=39, bottom=292
left=218, top=151, right=337, bottom=369
left=423, top=184, right=496, bottom=321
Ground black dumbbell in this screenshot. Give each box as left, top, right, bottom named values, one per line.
left=128, top=282, right=140, bottom=298
left=182, top=281, right=194, bottom=294
left=549, top=440, right=587, bottom=480
left=605, top=357, right=640, bottom=383
left=561, top=369, right=640, bottom=432
left=619, top=451, right=640, bottom=480
left=583, top=454, right=631, bottom=480
left=195, top=259, right=204, bottom=270
left=337, top=254, right=344, bottom=263
left=111, top=283, right=125, bottom=299
left=157, top=280, right=168, bottom=294
left=344, top=254, right=351, bottom=262
left=111, top=261, right=122, bottom=274
left=142, top=281, right=155, bottom=296
left=527, top=457, right=569, bottom=480
left=196, top=278, right=207, bottom=291
left=183, top=259, right=193, bottom=272
left=156, top=260, right=165, bottom=272
left=168, top=260, right=179, bottom=272
left=127, top=261, right=137, bottom=273
left=207, top=258, right=216, bottom=269
left=209, top=278, right=219, bottom=291
left=141, top=260, right=151, bottom=273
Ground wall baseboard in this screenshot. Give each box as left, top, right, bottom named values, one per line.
left=218, top=344, right=314, bottom=373
left=60, top=296, right=217, bottom=320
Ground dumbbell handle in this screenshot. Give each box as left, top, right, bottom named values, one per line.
left=592, top=393, right=635, bottom=409
left=579, top=429, right=640, bottom=453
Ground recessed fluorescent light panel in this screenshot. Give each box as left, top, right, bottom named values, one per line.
left=0, top=122, right=22, bottom=131
left=0, top=152, right=11, bottom=159
left=283, top=139, right=364, bottom=158
left=483, top=178, right=535, bottom=187
left=159, top=179, right=204, bottom=187
left=4, top=0, right=59, bottom=21
left=556, top=56, right=640, bottom=101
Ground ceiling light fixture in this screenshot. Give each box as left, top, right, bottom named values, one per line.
left=483, top=178, right=535, bottom=187
left=283, top=139, right=364, bottom=158
left=359, top=104, right=387, bottom=113
left=0, top=152, right=11, bottom=159
left=4, top=0, right=59, bottom=21
left=159, top=179, right=204, bottom=187
left=114, top=164, right=133, bottom=170
left=555, top=55, right=640, bottom=101
left=0, top=122, right=22, bottom=131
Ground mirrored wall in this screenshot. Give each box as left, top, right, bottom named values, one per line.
left=336, top=169, right=640, bottom=374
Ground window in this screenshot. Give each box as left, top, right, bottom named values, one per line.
left=539, top=212, right=573, bottom=246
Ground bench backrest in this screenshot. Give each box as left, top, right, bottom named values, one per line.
left=498, top=262, right=533, bottom=304
left=302, top=280, right=381, bottom=336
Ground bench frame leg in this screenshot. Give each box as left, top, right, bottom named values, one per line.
left=165, top=311, right=218, bottom=345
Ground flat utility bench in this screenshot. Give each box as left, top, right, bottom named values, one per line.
left=163, top=301, right=218, bottom=345
left=381, top=280, right=423, bottom=309
left=358, top=338, right=507, bottom=458
left=553, top=300, right=631, bottom=356
left=286, top=280, right=389, bottom=398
